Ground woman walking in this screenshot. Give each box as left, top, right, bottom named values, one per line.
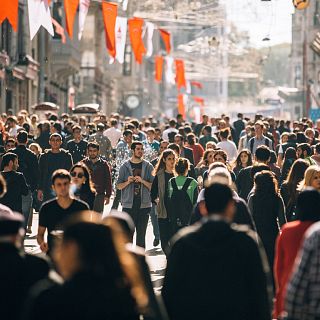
left=232, top=149, right=253, bottom=177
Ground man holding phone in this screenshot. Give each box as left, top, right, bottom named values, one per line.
left=117, top=141, right=154, bottom=248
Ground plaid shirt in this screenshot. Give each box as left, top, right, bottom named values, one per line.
left=286, top=221, right=320, bottom=320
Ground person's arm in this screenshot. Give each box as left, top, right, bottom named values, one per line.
left=31, top=153, right=39, bottom=192
left=104, top=162, right=112, bottom=200
left=37, top=153, right=45, bottom=201
left=66, top=152, right=73, bottom=170
left=150, top=175, right=159, bottom=202
left=117, top=165, right=134, bottom=190
left=277, top=196, right=287, bottom=228
left=37, top=226, right=48, bottom=253
left=20, top=173, right=29, bottom=196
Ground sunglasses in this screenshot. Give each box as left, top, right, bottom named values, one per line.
left=71, top=172, right=84, bottom=178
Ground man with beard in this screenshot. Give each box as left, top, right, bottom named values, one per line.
left=117, top=141, right=154, bottom=248
left=38, top=133, right=73, bottom=202
left=82, top=142, right=112, bottom=213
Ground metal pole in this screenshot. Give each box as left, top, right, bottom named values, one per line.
left=38, top=29, right=45, bottom=102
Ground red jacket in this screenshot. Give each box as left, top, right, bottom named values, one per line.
left=273, top=220, right=314, bottom=318
left=82, top=158, right=112, bottom=197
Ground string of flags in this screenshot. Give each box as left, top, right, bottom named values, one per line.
left=0, top=0, right=205, bottom=115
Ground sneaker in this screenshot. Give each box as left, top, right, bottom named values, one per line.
left=153, top=238, right=160, bottom=247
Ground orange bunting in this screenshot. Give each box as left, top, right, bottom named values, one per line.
left=102, top=2, right=118, bottom=58
left=178, top=94, right=186, bottom=119
left=52, top=18, right=66, bottom=44
left=193, top=96, right=205, bottom=106
left=128, top=17, right=146, bottom=64
left=175, top=59, right=186, bottom=90
left=64, top=0, right=79, bottom=38
left=0, top=0, right=19, bottom=31
left=191, top=81, right=203, bottom=89
left=155, top=56, right=164, bottom=83
left=159, top=29, right=171, bottom=54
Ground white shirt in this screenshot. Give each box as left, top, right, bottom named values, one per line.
left=162, top=127, right=178, bottom=141
left=217, top=140, right=238, bottom=162
left=103, top=127, right=122, bottom=148
left=8, top=125, right=21, bottom=138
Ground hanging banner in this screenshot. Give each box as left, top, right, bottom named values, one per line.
left=186, top=80, right=191, bottom=94
left=175, top=59, right=186, bottom=90
left=110, top=16, right=127, bottom=64
left=78, top=0, right=90, bottom=40
left=178, top=94, right=186, bottom=119
left=193, top=96, right=205, bottom=106
left=28, top=0, right=54, bottom=40
left=64, top=0, right=79, bottom=38
left=122, top=0, right=129, bottom=11
left=155, top=56, right=163, bottom=83
left=145, top=22, right=155, bottom=57
left=128, top=17, right=146, bottom=64
left=102, top=2, right=118, bottom=59
left=191, top=81, right=203, bottom=89
left=52, top=18, right=66, bottom=44
left=165, top=56, right=175, bottom=85
left=159, top=29, right=171, bottom=54
left=0, top=0, right=19, bottom=31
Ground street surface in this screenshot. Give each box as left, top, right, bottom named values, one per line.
left=24, top=197, right=167, bottom=292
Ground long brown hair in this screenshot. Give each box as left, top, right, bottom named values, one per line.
left=152, top=149, right=176, bottom=176
left=70, top=163, right=96, bottom=193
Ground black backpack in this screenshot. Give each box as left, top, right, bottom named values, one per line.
left=169, top=177, right=193, bottom=228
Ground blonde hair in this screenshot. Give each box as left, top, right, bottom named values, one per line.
left=299, top=165, right=320, bottom=190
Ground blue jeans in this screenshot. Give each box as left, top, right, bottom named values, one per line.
left=150, top=203, right=160, bottom=240
left=22, top=190, right=33, bottom=229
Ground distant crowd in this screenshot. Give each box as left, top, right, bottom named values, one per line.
left=1, top=109, right=320, bottom=320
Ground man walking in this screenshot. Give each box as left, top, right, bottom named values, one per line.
left=82, top=142, right=112, bottom=213
left=249, top=121, right=273, bottom=154
left=162, top=182, right=271, bottom=320
left=38, top=133, right=73, bottom=202
left=0, top=153, right=29, bottom=213
left=11, top=130, right=38, bottom=227
left=88, top=123, right=112, bottom=161
left=37, top=169, right=89, bottom=253
left=67, top=125, right=88, bottom=163
left=117, top=141, right=154, bottom=248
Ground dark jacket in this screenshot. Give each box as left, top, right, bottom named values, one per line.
left=235, top=166, right=254, bottom=201
left=0, top=243, right=49, bottom=320
left=23, top=271, right=139, bottom=320
left=11, top=145, right=39, bottom=191
left=82, top=157, right=112, bottom=197
left=35, top=131, right=50, bottom=151
left=162, top=219, right=272, bottom=320
left=180, top=146, right=195, bottom=165
left=0, top=171, right=29, bottom=212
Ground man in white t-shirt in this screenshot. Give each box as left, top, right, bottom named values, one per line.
left=103, top=118, right=122, bottom=148
left=217, top=128, right=237, bottom=162
left=162, top=119, right=178, bottom=142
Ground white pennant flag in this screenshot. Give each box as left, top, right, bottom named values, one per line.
left=145, top=22, right=154, bottom=58
left=28, top=0, right=54, bottom=40
left=122, top=0, right=129, bottom=11
left=165, top=56, right=175, bottom=85
left=110, top=17, right=127, bottom=64
left=78, top=0, right=90, bottom=40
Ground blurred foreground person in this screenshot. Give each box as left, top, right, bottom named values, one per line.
left=162, top=183, right=271, bottom=320
left=0, top=195, right=49, bottom=320
left=104, top=211, right=169, bottom=320
left=24, top=216, right=139, bottom=320
left=285, top=220, right=320, bottom=320
left=274, top=188, right=320, bottom=319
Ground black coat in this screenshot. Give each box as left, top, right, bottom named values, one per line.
left=11, top=145, right=39, bottom=191
left=181, top=146, right=195, bottom=165
left=23, top=271, right=139, bottom=320
left=162, top=220, right=271, bottom=320
left=0, top=243, right=49, bottom=320
left=235, top=166, right=253, bottom=201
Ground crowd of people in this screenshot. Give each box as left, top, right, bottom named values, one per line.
left=1, top=109, right=320, bottom=319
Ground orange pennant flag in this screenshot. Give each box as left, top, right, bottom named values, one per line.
left=191, top=81, right=203, bottom=89
left=48, top=0, right=51, bottom=4
left=178, top=94, right=186, bottom=119
left=193, top=96, right=205, bottom=106
left=102, top=2, right=118, bottom=58
left=0, top=0, right=19, bottom=32
left=155, top=56, right=164, bottom=83
left=64, top=0, right=79, bottom=38
left=175, top=59, right=186, bottom=90
left=128, top=17, right=146, bottom=64
left=159, top=29, right=171, bottom=54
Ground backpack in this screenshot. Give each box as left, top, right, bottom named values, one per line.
left=169, top=177, right=194, bottom=228
left=250, top=137, right=271, bottom=153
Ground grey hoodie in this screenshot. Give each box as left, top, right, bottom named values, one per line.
left=117, top=159, right=154, bottom=209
